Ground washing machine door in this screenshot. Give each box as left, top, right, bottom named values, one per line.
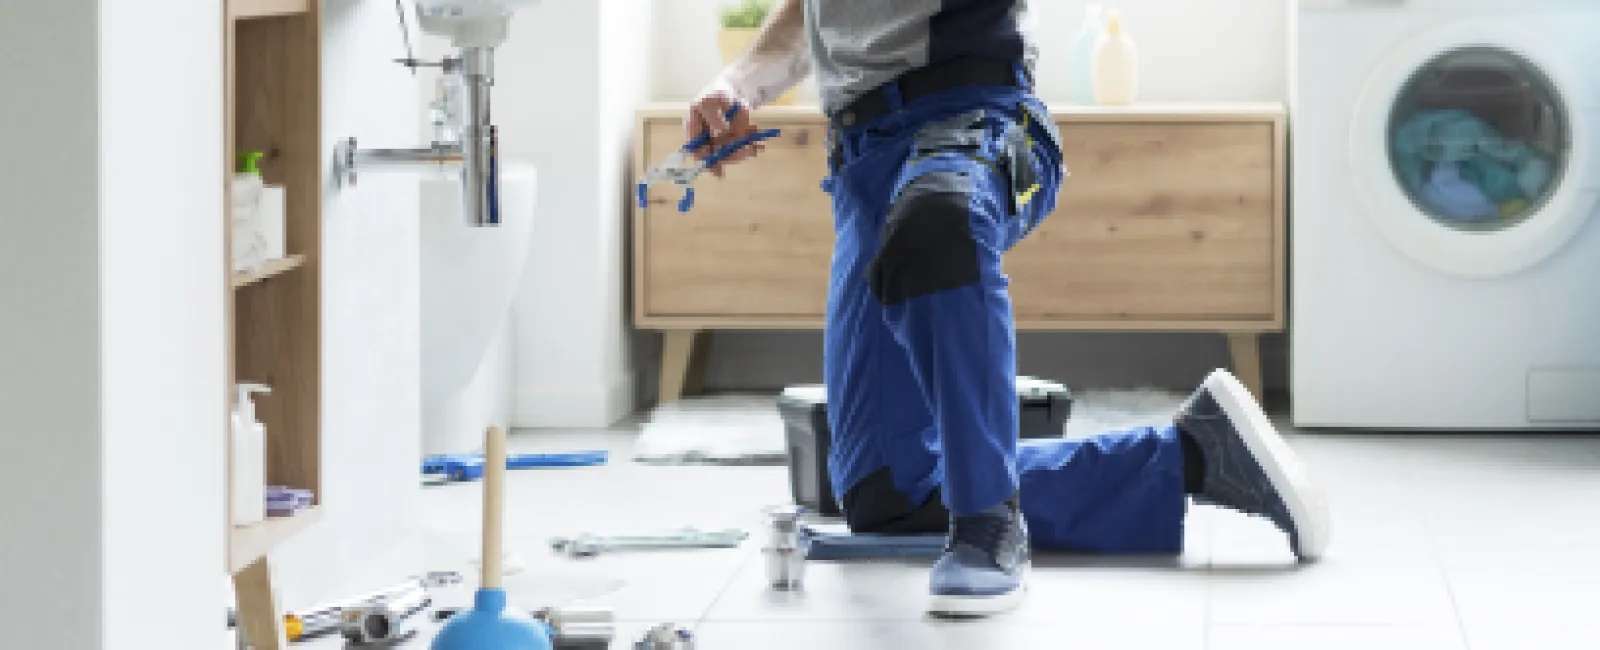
left=1350, top=21, right=1596, bottom=278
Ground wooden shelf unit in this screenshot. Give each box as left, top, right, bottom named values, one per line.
left=224, top=2, right=323, bottom=649
left=228, top=506, right=323, bottom=574
left=230, top=0, right=311, bottom=21
left=231, top=254, right=306, bottom=289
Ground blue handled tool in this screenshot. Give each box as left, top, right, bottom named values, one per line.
left=423, top=450, right=610, bottom=482
left=636, top=104, right=782, bottom=213
left=800, top=523, right=948, bottom=561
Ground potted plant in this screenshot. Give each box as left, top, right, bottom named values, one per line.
left=717, top=0, right=800, bottom=106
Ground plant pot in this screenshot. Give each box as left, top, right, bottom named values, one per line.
left=717, top=27, right=801, bottom=106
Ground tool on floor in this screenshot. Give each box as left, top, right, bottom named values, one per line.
left=631, top=450, right=788, bottom=466
left=431, top=426, right=552, bottom=650
left=340, top=579, right=432, bottom=646
left=762, top=505, right=808, bottom=591
left=548, top=528, right=749, bottom=558
left=800, top=523, right=947, bottom=561
left=423, top=450, right=610, bottom=482
left=284, top=572, right=461, bottom=642
left=434, top=605, right=614, bottom=649
left=634, top=623, right=695, bottom=650
left=534, top=605, right=616, bottom=648
left=635, top=104, right=781, bottom=213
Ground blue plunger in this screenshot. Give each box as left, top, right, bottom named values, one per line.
left=431, top=426, right=553, bottom=650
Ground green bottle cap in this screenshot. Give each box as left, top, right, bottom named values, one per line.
left=238, top=151, right=265, bottom=174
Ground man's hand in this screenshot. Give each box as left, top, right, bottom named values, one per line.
left=684, top=0, right=806, bottom=178
left=685, top=92, right=767, bottom=179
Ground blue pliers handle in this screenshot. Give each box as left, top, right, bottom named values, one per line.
left=635, top=104, right=783, bottom=213
left=422, top=450, right=610, bottom=482
left=681, top=105, right=743, bottom=154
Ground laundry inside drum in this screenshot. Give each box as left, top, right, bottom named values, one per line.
left=1387, top=46, right=1570, bottom=231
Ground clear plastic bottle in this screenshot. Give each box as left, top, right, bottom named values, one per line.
left=1069, top=5, right=1106, bottom=105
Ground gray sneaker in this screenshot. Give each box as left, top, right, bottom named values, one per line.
left=1177, top=369, right=1331, bottom=561
left=927, top=498, right=1030, bottom=617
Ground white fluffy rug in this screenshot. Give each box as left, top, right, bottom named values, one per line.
left=631, top=387, right=1189, bottom=464
left=1062, top=388, right=1188, bottom=439
left=632, top=393, right=790, bottom=465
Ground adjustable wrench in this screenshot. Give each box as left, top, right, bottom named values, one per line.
left=548, top=528, right=748, bottom=558
left=635, top=104, right=781, bottom=213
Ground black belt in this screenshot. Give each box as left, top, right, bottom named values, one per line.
left=829, top=57, right=1030, bottom=130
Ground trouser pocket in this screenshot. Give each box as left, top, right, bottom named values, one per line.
left=899, top=106, right=1064, bottom=246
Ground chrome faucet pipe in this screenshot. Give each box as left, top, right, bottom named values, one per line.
left=332, top=48, right=503, bottom=228
left=345, top=142, right=463, bottom=174
left=458, top=47, right=499, bottom=227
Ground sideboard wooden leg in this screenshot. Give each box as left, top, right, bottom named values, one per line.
left=1226, top=332, right=1265, bottom=402
left=682, top=331, right=714, bottom=396
left=233, top=556, right=286, bottom=650
left=659, top=330, right=705, bottom=404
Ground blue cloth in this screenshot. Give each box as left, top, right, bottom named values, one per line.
left=1460, top=157, right=1524, bottom=205
left=1421, top=163, right=1499, bottom=222
left=820, top=77, right=1187, bottom=553
left=1392, top=109, right=1556, bottom=209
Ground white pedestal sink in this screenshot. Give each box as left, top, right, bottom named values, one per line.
left=420, top=164, right=537, bottom=455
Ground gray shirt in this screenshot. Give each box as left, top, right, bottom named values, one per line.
left=803, top=0, right=1037, bottom=116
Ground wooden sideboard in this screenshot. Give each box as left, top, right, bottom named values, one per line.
left=632, top=102, right=1286, bottom=403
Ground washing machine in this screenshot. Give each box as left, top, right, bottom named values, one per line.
left=1290, top=0, right=1600, bottom=429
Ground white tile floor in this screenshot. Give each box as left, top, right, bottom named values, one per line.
left=297, top=417, right=1600, bottom=650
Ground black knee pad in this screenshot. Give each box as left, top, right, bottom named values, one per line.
left=841, top=467, right=951, bottom=535
left=868, top=171, right=981, bottom=307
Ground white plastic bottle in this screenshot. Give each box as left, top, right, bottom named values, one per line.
left=1092, top=9, right=1140, bottom=106
left=231, top=152, right=267, bottom=273
left=257, top=184, right=286, bottom=262
left=1069, top=5, right=1106, bottom=105
left=231, top=383, right=271, bottom=526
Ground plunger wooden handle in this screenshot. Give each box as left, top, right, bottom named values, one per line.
left=481, top=426, right=507, bottom=589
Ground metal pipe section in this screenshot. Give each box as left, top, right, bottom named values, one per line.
left=351, top=144, right=464, bottom=175
left=459, top=46, right=500, bottom=227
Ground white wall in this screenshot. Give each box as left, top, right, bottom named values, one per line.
left=100, top=0, right=229, bottom=646
left=445, top=0, right=647, bottom=429
left=651, top=0, right=1289, bottom=104
left=270, top=0, right=426, bottom=610
left=598, top=0, right=657, bottom=419
left=0, top=2, right=111, bottom=648
left=0, top=1, right=227, bottom=649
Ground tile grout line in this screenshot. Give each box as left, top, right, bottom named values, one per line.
left=1421, top=491, right=1476, bottom=650
left=694, top=534, right=767, bottom=630
left=1401, top=449, right=1477, bottom=650
left=1202, top=499, right=1216, bottom=650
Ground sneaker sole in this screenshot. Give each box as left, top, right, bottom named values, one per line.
left=1203, top=369, right=1331, bottom=562
left=926, top=568, right=1029, bottom=617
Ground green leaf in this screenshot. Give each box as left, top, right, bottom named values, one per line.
left=719, top=0, right=774, bottom=29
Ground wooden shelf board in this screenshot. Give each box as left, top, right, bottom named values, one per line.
left=230, top=0, right=309, bottom=20
left=229, top=506, right=321, bottom=574
left=232, top=255, right=305, bottom=289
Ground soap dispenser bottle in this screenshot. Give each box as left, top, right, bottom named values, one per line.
left=231, top=383, right=271, bottom=526
left=1092, top=9, right=1140, bottom=106
left=1069, top=5, right=1106, bottom=105
left=231, top=152, right=268, bottom=273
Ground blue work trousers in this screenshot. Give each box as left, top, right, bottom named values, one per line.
left=821, top=80, right=1189, bottom=553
